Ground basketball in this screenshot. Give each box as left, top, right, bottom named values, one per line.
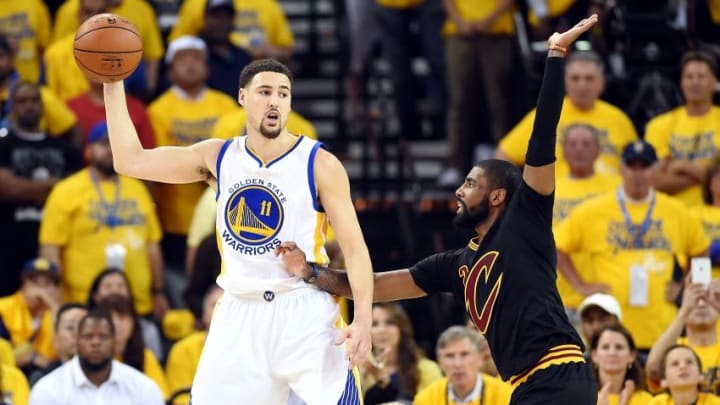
left=73, top=13, right=142, bottom=83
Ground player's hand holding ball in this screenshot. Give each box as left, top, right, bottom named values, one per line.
left=73, top=13, right=142, bottom=83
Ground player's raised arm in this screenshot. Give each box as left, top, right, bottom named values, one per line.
left=523, top=15, right=598, bottom=195
left=103, top=81, right=224, bottom=184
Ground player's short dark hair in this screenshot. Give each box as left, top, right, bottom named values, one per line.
left=238, top=59, right=293, bottom=89
left=475, top=159, right=522, bottom=203
left=567, top=50, right=605, bottom=74
left=78, top=308, right=115, bottom=336
left=681, top=50, right=718, bottom=78
left=54, top=302, right=86, bottom=332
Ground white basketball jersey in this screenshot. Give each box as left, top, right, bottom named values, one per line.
left=215, top=135, right=329, bottom=295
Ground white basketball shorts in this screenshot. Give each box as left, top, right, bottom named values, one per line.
left=190, top=287, right=361, bottom=405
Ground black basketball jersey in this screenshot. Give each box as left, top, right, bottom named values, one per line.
left=410, top=180, right=583, bottom=381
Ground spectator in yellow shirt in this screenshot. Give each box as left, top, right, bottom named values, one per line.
left=414, top=325, right=512, bottom=405
left=650, top=344, right=720, bottom=405
left=148, top=36, right=239, bottom=270
left=169, top=0, right=294, bottom=62
left=0, top=363, right=29, bottom=405
left=647, top=283, right=720, bottom=394
left=694, top=158, right=720, bottom=279
left=496, top=51, right=638, bottom=178
left=165, top=286, right=223, bottom=405
left=0, top=259, right=61, bottom=374
left=646, top=51, right=720, bottom=207
left=0, top=0, right=51, bottom=83
left=577, top=293, right=622, bottom=348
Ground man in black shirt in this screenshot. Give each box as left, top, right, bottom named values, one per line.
left=277, top=15, right=599, bottom=405
left=0, top=82, right=82, bottom=294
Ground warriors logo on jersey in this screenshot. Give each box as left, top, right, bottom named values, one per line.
left=222, top=183, right=284, bottom=255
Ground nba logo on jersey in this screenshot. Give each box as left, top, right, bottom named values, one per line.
left=222, top=183, right=284, bottom=255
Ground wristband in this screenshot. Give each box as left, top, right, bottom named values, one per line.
left=303, top=263, right=319, bottom=284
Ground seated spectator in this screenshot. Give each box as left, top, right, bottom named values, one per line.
left=692, top=157, right=720, bottom=278
left=169, top=0, right=294, bottom=62
left=28, top=309, right=164, bottom=405
left=0, top=81, right=82, bottom=294
left=464, top=317, right=500, bottom=378
left=0, top=36, right=81, bottom=143
left=1, top=363, right=29, bottom=405
left=198, top=0, right=252, bottom=97
left=39, top=122, right=166, bottom=323
left=414, top=326, right=512, bottom=405
left=66, top=81, right=155, bottom=149
left=96, top=295, right=169, bottom=399
left=165, top=286, right=223, bottom=405
left=646, top=283, right=720, bottom=393
left=646, top=51, right=720, bottom=207
left=590, top=324, right=653, bottom=404
left=0, top=259, right=61, bottom=374
left=362, top=303, right=442, bottom=405
left=649, top=344, right=720, bottom=405
left=86, top=269, right=163, bottom=362
left=0, top=0, right=51, bottom=83
left=578, top=293, right=623, bottom=347
left=27, top=303, right=86, bottom=385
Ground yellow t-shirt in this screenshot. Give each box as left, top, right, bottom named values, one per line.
left=39, top=169, right=162, bottom=315
left=376, top=0, right=423, bottom=8
left=607, top=390, right=653, bottom=405
left=528, top=0, right=576, bottom=26
left=690, top=205, right=720, bottom=279
left=442, top=0, right=515, bottom=36
left=52, top=0, right=164, bottom=61
left=499, top=98, right=638, bottom=177
left=413, top=375, right=513, bottom=405
left=0, top=338, right=14, bottom=367
left=711, top=0, right=720, bottom=22
left=169, top=0, right=295, bottom=50
left=148, top=88, right=239, bottom=235
left=166, top=331, right=207, bottom=405
left=1, top=363, right=29, bottom=405
left=43, top=34, right=89, bottom=102
left=143, top=348, right=169, bottom=399
left=645, top=106, right=720, bottom=207
left=678, top=336, right=720, bottom=393
left=650, top=393, right=720, bottom=405
left=554, top=190, right=710, bottom=348
left=212, top=108, right=318, bottom=140
left=0, top=0, right=51, bottom=82
left=553, top=173, right=621, bottom=309
left=0, top=292, right=56, bottom=361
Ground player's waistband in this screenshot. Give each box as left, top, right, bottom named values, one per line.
left=508, top=344, right=585, bottom=389
left=225, top=284, right=321, bottom=303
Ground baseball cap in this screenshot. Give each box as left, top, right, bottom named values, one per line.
left=621, top=140, right=657, bottom=166
left=87, top=122, right=109, bottom=144
left=165, top=35, right=207, bottom=64
left=578, top=293, right=622, bottom=321
left=206, top=0, right=235, bottom=12
left=21, top=258, right=59, bottom=280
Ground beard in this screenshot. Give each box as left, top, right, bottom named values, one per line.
left=79, top=354, right=112, bottom=372
left=94, top=160, right=116, bottom=177
left=453, top=197, right=490, bottom=230
left=259, top=119, right=282, bottom=139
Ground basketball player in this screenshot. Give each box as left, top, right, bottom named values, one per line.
left=277, top=16, right=600, bottom=404
left=103, top=60, right=372, bottom=404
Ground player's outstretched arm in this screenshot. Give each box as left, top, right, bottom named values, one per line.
left=523, top=14, right=598, bottom=195
left=104, top=82, right=224, bottom=184
left=275, top=241, right=427, bottom=302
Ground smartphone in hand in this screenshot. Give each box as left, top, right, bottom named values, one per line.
left=691, top=257, right=712, bottom=288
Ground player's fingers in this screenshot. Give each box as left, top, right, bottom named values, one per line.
left=334, top=328, right=350, bottom=346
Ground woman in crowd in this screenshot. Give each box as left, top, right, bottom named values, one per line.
left=87, top=269, right=163, bottom=360
left=649, top=344, right=720, bottom=405
left=362, top=303, right=442, bottom=405
left=591, top=324, right=652, bottom=405
left=96, top=294, right=169, bottom=398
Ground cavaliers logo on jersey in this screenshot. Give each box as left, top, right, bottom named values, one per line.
left=223, top=185, right=284, bottom=245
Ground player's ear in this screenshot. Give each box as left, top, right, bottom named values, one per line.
left=490, top=189, right=507, bottom=206
left=238, top=88, right=246, bottom=107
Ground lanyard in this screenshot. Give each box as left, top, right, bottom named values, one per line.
left=616, top=187, right=656, bottom=249
left=89, top=169, right=121, bottom=228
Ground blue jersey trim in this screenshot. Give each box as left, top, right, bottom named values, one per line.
left=215, top=138, right=234, bottom=200
left=308, top=141, right=325, bottom=212
left=266, top=135, right=305, bottom=168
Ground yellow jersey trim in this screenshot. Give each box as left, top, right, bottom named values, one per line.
left=509, top=344, right=585, bottom=388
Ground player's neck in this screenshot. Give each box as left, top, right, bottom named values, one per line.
left=670, top=388, right=699, bottom=405
left=687, top=326, right=717, bottom=346
left=474, top=212, right=500, bottom=240
left=246, top=131, right=294, bottom=161
left=598, top=369, right=626, bottom=394
left=685, top=100, right=712, bottom=117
